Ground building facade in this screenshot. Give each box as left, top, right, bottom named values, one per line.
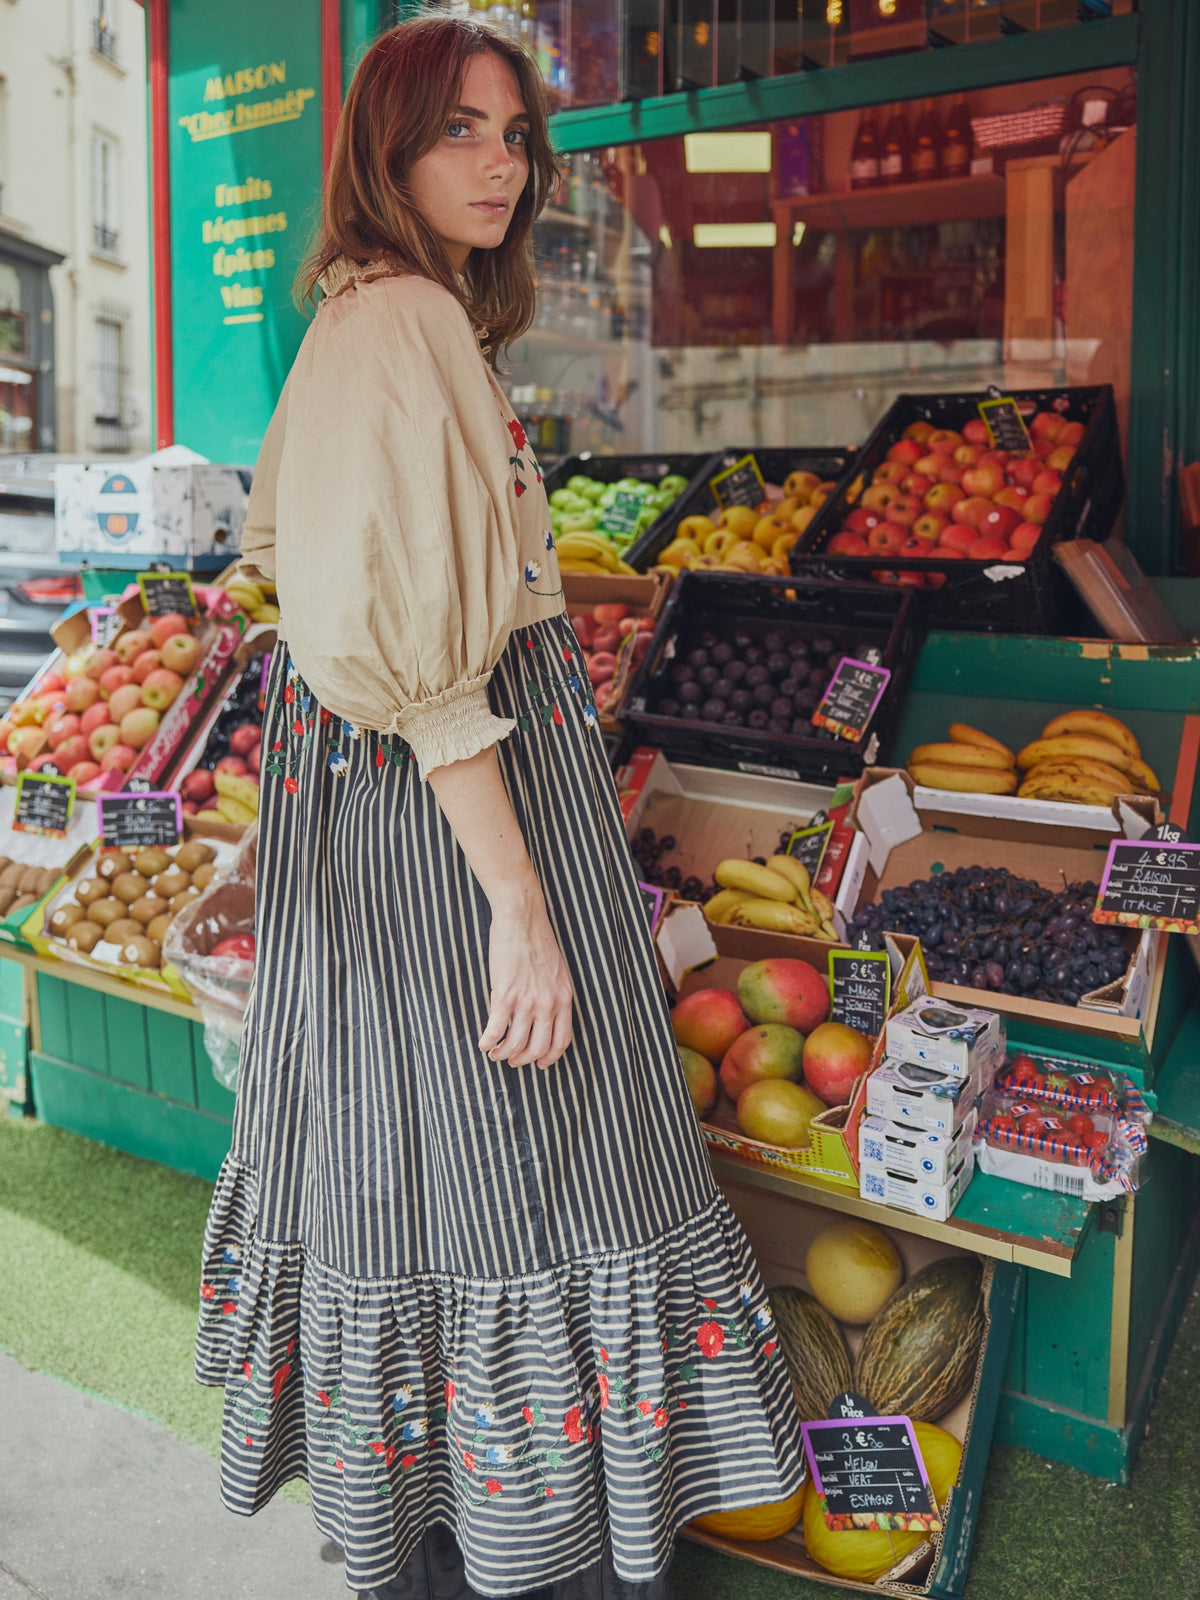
left=0, top=0, right=150, bottom=455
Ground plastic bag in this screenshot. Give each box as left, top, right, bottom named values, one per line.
left=163, top=826, right=257, bottom=1090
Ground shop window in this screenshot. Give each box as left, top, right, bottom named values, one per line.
left=91, top=131, right=119, bottom=257
left=501, top=69, right=1137, bottom=462
left=0, top=361, right=34, bottom=453
left=93, top=315, right=129, bottom=451
left=91, top=0, right=118, bottom=62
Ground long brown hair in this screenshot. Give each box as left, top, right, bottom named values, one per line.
left=297, top=13, right=558, bottom=366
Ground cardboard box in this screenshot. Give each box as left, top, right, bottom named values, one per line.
left=165, top=628, right=275, bottom=842
left=562, top=571, right=671, bottom=733
left=54, top=458, right=249, bottom=569
left=836, top=769, right=1168, bottom=1052
left=858, top=1109, right=977, bottom=1185
left=885, top=998, right=1006, bottom=1081
left=860, top=1147, right=976, bottom=1221
left=866, top=1058, right=988, bottom=1135
left=686, top=1177, right=1019, bottom=1596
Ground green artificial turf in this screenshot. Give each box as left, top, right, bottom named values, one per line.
left=1, top=1113, right=1197, bottom=1599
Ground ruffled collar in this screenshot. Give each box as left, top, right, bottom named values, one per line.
left=317, top=255, right=406, bottom=302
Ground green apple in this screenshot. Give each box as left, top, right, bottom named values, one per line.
left=659, top=473, right=689, bottom=496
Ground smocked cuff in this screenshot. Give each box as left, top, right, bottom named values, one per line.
left=391, top=675, right=516, bottom=780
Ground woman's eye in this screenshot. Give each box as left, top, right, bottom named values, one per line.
left=446, top=120, right=471, bottom=138
left=505, top=129, right=529, bottom=147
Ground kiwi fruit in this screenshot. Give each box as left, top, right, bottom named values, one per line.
left=0, top=862, right=23, bottom=890
left=0, top=857, right=11, bottom=875
left=134, top=848, right=171, bottom=879
left=18, top=865, right=44, bottom=896
left=49, top=904, right=85, bottom=937
left=120, top=935, right=161, bottom=968
left=153, top=867, right=191, bottom=900
left=90, top=897, right=126, bottom=928
left=0, top=888, right=17, bottom=917
left=190, top=862, right=217, bottom=892
left=67, top=921, right=104, bottom=953
left=130, top=894, right=169, bottom=926
left=37, top=867, right=61, bottom=897
left=112, top=872, right=149, bottom=906
left=146, top=914, right=173, bottom=946
left=98, top=850, right=133, bottom=882
left=8, top=895, right=35, bottom=915
left=169, top=889, right=199, bottom=915
left=75, top=877, right=108, bottom=907
left=107, top=917, right=144, bottom=945
left=175, top=841, right=216, bottom=872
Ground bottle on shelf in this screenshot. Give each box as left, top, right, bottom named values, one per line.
left=879, top=104, right=911, bottom=187
left=911, top=98, right=941, bottom=184
left=849, top=105, right=881, bottom=190
left=940, top=94, right=972, bottom=180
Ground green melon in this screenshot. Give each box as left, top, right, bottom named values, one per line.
left=853, top=1255, right=986, bottom=1422
left=768, top=1285, right=853, bottom=1422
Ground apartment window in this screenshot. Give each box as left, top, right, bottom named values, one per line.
left=91, top=132, right=119, bottom=255
left=0, top=78, right=8, bottom=216
left=91, top=0, right=118, bottom=61
left=94, top=315, right=129, bottom=450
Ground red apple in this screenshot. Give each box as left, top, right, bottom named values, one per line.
left=1058, top=420, right=1086, bottom=448
left=886, top=438, right=925, bottom=465
left=966, top=536, right=1011, bottom=560
left=215, top=755, right=249, bottom=778
left=993, top=486, right=1031, bottom=512
left=1047, top=445, right=1075, bottom=472
left=80, top=704, right=112, bottom=739
left=962, top=464, right=1005, bottom=498
left=88, top=724, right=121, bottom=762
left=114, top=629, right=154, bottom=666
left=828, top=532, right=871, bottom=555
left=70, top=761, right=101, bottom=787
left=1006, top=457, right=1041, bottom=490
left=940, top=523, right=982, bottom=554
left=141, top=668, right=185, bottom=712
left=861, top=482, right=901, bottom=511
left=1010, top=522, right=1044, bottom=555
left=873, top=568, right=925, bottom=587
left=953, top=444, right=983, bottom=467
left=53, top=735, right=90, bottom=772
left=229, top=723, right=261, bottom=756
left=65, top=676, right=101, bottom=713
left=131, top=649, right=162, bottom=685
left=901, top=473, right=935, bottom=499
left=950, top=496, right=994, bottom=531
left=247, top=744, right=260, bottom=775
left=902, top=420, right=935, bottom=444
left=181, top=799, right=199, bottom=817
left=150, top=613, right=192, bottom=649
left=1033, top=438, right=1055, bottom=460
left=85, top=649, right=119, bottom=682
left=45, top=712, right=81, bottom=751
left=867, top=522, right=905, bottom=555
left=936, top=460, right=966, bottom=485
left=912, top=454, right=944, bottom=479
left=843, top=507, right=883, bottom=535
left=26, top=753, right=64, bottom=775
left=120, top=707, right=161, bottom=749
left=107, top=685, right=144, bottom=724
left=898, top=537, right=929, bottom=559
left=884, top=494, right=922, bottom=529
left=1030, top=410, right=1065, bottom=442
left=160, top=633, right=203, bottom=676
left=99, top=665, right=135, bottom=699
left=962, top=418, right=990, bottom=445
left=872, top=462, right=909, bottom=485
left=980, top=505, right=1023, bottom=542
left=100, top=743, right=137, bottom=774
left=935, top=546, right=965, bottom=560
left=181, top=768, right=216, bottom=803
left=923, top=482, right=961, bottom=514
left=1032, top=469, right=1063, bottom=497
left=1024, top=494, right=1054, bottom=525
left=926, top=428, right=964, bottom=453
left=911, top=512, right=948, bottom=544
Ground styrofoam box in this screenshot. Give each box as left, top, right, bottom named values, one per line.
left=866, top=1056, right=991, bottom=1134
left=858, top=1109, right=978, bottom=1185
left=885, top=997, right=1006, bottom=1081
left=54, top=459, right=250, bottom=568
left=859, top=1146, right=976, bottom=1220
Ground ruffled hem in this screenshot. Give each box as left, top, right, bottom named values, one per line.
left=390, top=674, right=517, bottom=779
left=195, top=1158, right=805, bottom=1596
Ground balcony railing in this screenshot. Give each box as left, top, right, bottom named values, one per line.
left=92, top=19, right=118, bottom=60
left=92, top=223, right=119, bottom=256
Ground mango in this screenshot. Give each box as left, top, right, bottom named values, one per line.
left=671, top=988, right=748, bottom=1066
left=719, top=1023, right=805, bottom=1101
left=737, top=958, right=831, bottom=1033
left=678, top=1046, right=717, bottom=1119
left=736, top=1079, right=826, bottom=1149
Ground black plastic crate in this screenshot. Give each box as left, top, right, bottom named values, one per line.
left=791, top=386, right=1122, bottom=633
left=624, top=445, right=855, bottom=572
left=622, top=572, right=921, bottom=785
left=543, top=451, right=718, bottom=553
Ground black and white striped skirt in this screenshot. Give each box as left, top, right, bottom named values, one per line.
left=195, top=615, right=805, bottom=1596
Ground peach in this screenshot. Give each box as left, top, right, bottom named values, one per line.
left=99, top=665, right=135, bottom=699
left=66, top=676, right=101, bottom=713
left=80, top=704, right=113, bottom=739
left=737, top=958, right=830, bottom=1033
left=85, top=649, right=119, bottom=682
left=671, top=988, right=749, bottom=1066
left=802, top=1021, right=874, bottom=1105
left=150, top=613, right=192, bottom=649
left=114, top=629, right=154, bottom=666
left=719, top=1023, right=805, bottom=1102
left=119, top=707, right=160, bottom=749
left=107, top=685, right=144, bottom=724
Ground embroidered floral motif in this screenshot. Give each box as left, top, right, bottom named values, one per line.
left=512, top=635, right=596, bottom=734
left=524, top=550, right=563, bottom=601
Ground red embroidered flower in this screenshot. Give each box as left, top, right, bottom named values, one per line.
left=463, top=1450, right=476, bottom=1470
left=334, top=1459, right=344, bottom=1471
left=201, top=1283, right=215, bottom=1299
left=704, top=1298, right=718, bottom=1312
left=522, top=1405, right=534, bottom=1426
left=545, top=1486, right=555, bottom=1498
left=562, top=646, right=572, bottom=662
left=284, top=777, right=298, bottom=794
left=272, top=740, right=283, bottom=751
left=272, top=1362, right=290, bottom=1399
left=679, top=1400, right=688, bottom=1410
left=222, top=1302, right=237, bottom=1315
left=636, top=1400, right=653, bottom=1417
left=284, top=686, right=294, bottom=704
left=508, top=418, right=527, bottom=451
left=287, top=1340, right=296, bottom=1356
left=376, top=749, right=385, bottom=767
left=318, top=1391, right=332, bottom=1408
left=598, top=1375, right=609, bottom=1411
left=445, top=1380, right=456, bottom=1407
left=369, top=1441, right=387, bottom=1456
left=514, top=480, right=526, bottom=498
left=245, top=1435, right=254, bottom=1447
left=401, top=1453, right=418, bottom=1470
left=291, top=719, right=302, bottom=735
left=653, top=1409, right=668, bottom=1430
left=485, top=1479, right=503, bottom=1496
left=763, top=1340, right=777, bottom=1359
left=320, top=709, right=332, bottom=725
left=552, top=705, right=563, bottom=726
left=599, top=1347, right=609, bottom=1364
left=697, top=1321, right=725, bottom=1359
left=563, top=1406, right=584, bottom=1443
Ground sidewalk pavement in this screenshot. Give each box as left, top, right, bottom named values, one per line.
left=0, top=1350, right=349, bottom=1599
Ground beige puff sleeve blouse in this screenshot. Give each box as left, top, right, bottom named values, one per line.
left=242, top=268, right=528, bottom=779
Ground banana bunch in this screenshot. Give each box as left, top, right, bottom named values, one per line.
left=224, top=575, right=281, bottom=626
left=706, top=856, right=839, bottom=941
left=214, top=769, right=259, bottom=824
left=906, top=724, right=1018, bottom=794
left=555, top=531, right=638, bottom=576
left=1017, top=711, right=1159, bottom=804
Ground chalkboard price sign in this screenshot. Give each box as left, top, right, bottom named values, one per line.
left=138, top=571, right=199, bottom=619
left=90, top=606, right=123, bottom=647
left=811, top=658, right=891, bottom=743
left=978, top=396, right=1033, bottom=455
left=1093, top=837, right=1200, bottom=934
left=598, top=485, right=650, bottom=536
left=788, top=816, right=832, bottom=879
left=829, top=948, right=890, bottom=1038
left=98, top=791, right=184, bottom=851
left=709, top=453, right=765, bottom=511
left=801, top=1410, right=941, bottom=1532
left=13, top=772, right=75, bottom=838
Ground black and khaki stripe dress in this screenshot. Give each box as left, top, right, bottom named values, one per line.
left=195, top=267, right=804, bottom=1597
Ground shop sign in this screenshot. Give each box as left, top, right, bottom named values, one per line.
left=90, top=606, right=123, bottom=647
left=1094, top=823, right=1200, bottom=934
left=167, top=2, right=324, bottom=461
left=13, top=773, right=75, bottom=838
left=138, top=571, right=199, bottom=619
left=98, top=792, right=184, bottom=851
left=811, top=658, right=891, bottom=742
left=709, top=453, right=765, bottom=511
left=978, top=395, right=1033, bottom=455
left=598, top=484, right=650, bottom=536
left=829, top=948, right=890, bottom=1039
left=787, top=815, right=832, bottom=878
left=802, top=1393, right=942, bottom=1532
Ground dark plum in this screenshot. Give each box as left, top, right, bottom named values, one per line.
left=770, top=697, right=794, bottom=720
left=790, top=718, right=813, bottom=737
left=670, top=663, right=695, bottom=686
left=811, top=635, right=837, bottom=658
left=712, top=677, right=734, bottom=700
left=701, top=698, right=727, bottom=721
left=744, top=646, right=766, bottom=668
left=680, top=704, right=700, bottom=720
left=752, top=683, right=777, bottom=708
left=725, top=660, right=748, bottom=684
left=722, top=710, right=742, bottom=725
left=790, top=662, right=811, bottom=686
left=778, top=677, right=799, bottom=698
left=696, top=664, right=720, bottom=688
left=765, top=652, right=791, bottom=677
left=657, top=697, right=680, bottom=717
left=712, top=642, right=735, bottom=666
left=677, top=681, right=702, bottom=703
left=794, top=687, right=821, bottom=713
left=763, top=631, right=786, bottom=653
left=687, top=647, right=709, bottom=669
left=745, top=665, right=771, bottom=689
left=766, top=719, right=790, bottom=733
left=747, top=709, right=770, bottom=729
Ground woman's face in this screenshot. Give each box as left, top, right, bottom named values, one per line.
left=408, top=51, right=530, bottom=273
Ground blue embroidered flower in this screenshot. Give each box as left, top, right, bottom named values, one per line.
left=286, top=657, right=300, bottom=683
left=474, top=1403, right=495, bottom=1431
left=327, top=751, right=350, bottom=776
left=753, top=1304, right=773, bottom=1333
left=543, top=528, right=554, bottom=551
left=392, top=1386, right=413, bottom=1414
left=401, top=1418, right=427, bottom=1442
left=227, top=1276, right=240, bottom=1293
left=223, top=1246, right=242, bottom=1265
left=341, top=719, right=362, bottom=740
left=739, top=1282, right=754, bottom=1306
left=524, top=560, right=542, bottom=585
left=583, top=704, right=598, bottom=728
left=486, top=1444, right=510, bottom=1465
left=567, top=674, right=582, bottom=693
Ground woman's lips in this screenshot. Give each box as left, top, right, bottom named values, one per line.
left=471, top=200, right=509, bottom=215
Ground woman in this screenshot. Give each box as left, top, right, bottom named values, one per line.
left=195, top=15, right=804, bottom=1599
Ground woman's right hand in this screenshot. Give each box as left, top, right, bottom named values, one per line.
left=478, top=886, right=574, bottom=1070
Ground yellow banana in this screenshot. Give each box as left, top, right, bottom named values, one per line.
left=908, top=741, right=1014, bottom=772
left=216, top=795, right=257, bottom=825
left=948, top=723, right=1016, bottom=764
left=615, top=560, right=639, bottom=576
left=557, top=558, right=609, bottom=574
left=1040, top=710, right=1141, bottom=759
left=908, top=762, right=1018, bottom=794
left=1127, top=757, right=1160, bottom=792
left=225, top=577, right=265, bottom=609
left=702, top=888, right=755, bottom=925
left=250, top=603, right=280, bottom=624
left=1017, top=772, right=1123, bottom=806
left=714, top=859, right=797, bottom=902
left=215, top=770, right=261, bottom=816
left=556, top=531, right=622, bottom=567
left=765, top=855, right=815, bottom=912
left=1017, top=736, right=1143, bottom=778
left=1025, top=757, right=1133, bottom=791
left=728, top=899, right=820, bottom=934
left=818, top=918, right=839, bottom=942
left=810, top=888, right=836, bottom=922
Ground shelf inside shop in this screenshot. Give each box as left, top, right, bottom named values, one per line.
left=540, top=205, right=624, bottom=238
left=1146, top=996, right=1200, bottom=1155
left=772, top=172, right=1007, bottom=233
left=709, top=1151, right=1093, bottom=1278
left=2, top=946, right=203, bottom=1027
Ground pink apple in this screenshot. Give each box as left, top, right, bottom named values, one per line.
left=65, top=676, right=101, bottom=714
left=7, top=727, right=45, bottom=762
left=39, top=672, right=66, bottom=694
left=215, top=755, right=249, bottom=778
left=926, top=429, right=964, bottom=453
left=886, top=438, right=925, bottom=465
left=953, top=444, right=983, bottom=467
left=1006, top=457, right=1041, bottom=489
left=85, top=649, right=119, bottom=682
left=862, top=482, right=901, bottom=511
left=181, top=768, right=216, bottom=803
left=884, top=494, right=922, bottom=529
left=980, top=505, right=1023, bottom=542
left=912, top=512, right=948, bottom=544
left=902, top=473, right=936, bottom=499
left=1024, top=493, right=1054, bottom=525
left=114, top=629, right=154, bottom=666
left=1058, top=420, right=1085, bottom=448
left=99, top=665, right=135, bottom=699
left=1032, top=469, right=1063, bottom=497
left=936, top=461, right=966, bottom=485
left=1047, top=445, right=1075, bottom=471
left=962, top=418, right=990, bottom=445
left=107, top=685, right=144, bottom=724
left=80, top=704, right=112, bottom=739
left=89, top=724, right=121, bottom=762
left=141, top=668, right=185, bottom=712
left=867, top=523, right=905, bottom=555
left=828, top=531, right=871, bottom=556
left=962, top=464, right=1005, bottom=498
left=993, top=486, right=1031, bottom=512
left=913, top=454, right=944, bottom=479
left=966, top=536, right=1011, bottom=560
left=131, top=649, right=162, bottom=685
left=1010, top=522, right=1044, bottom=554
left=70, top=761, right=101, bottom=787
left=1033, top=438, right=1055, bottom=461
left=150, top=613, right=192, bottom=649
left=940, top=524, right=980, bottom=554
left=950, top=497, right=994, bottom=531
left=923, top=482, right=961, bottom=514
left=119, top=707, right=161, bottom=749
left=45, top=712, right=81, bottom=751
left=100, top=743, right=137, bottom=774
left=1030, top=410, right=1064, bottom=442
left=844, top=507, right=883, bottom=535
left=53, top=735, right=90, bottom=772
left=26, top=753, right=63, bottom=775
left=159, top=632, right=203, bottom=677
left=872, top=462, right=909, bottom=485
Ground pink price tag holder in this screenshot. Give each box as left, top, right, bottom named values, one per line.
left=801, top=1414, right=943, bottom=1534
left=1093, top=837, right=1200, bottom=934
left=811, top=658, right=892, bottom=744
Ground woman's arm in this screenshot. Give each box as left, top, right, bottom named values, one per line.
left=428, top=746, right=574, bottom=1070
